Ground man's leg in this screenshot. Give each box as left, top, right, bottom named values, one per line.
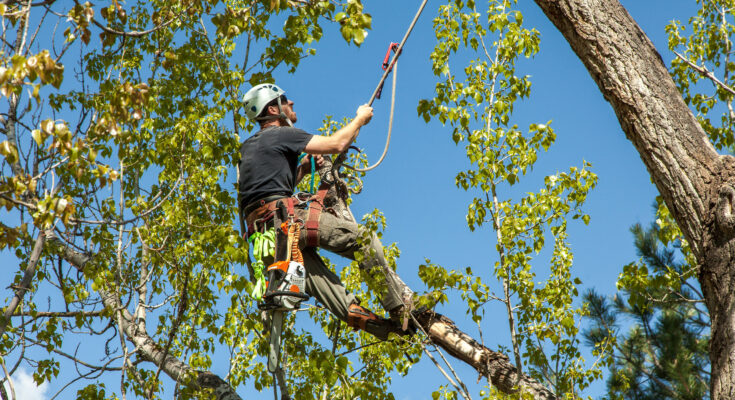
left=269, top=206, right=402, bottom=339
left=300, top=247, right=403, bottom=340
left=298, top=209, right=412, bottom=314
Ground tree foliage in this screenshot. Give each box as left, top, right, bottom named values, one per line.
left=0, top=1, right=403, bottom=399
left=667, top=0, right=735, bottom=151
left=585, top=202, right=710, bottom=400
left=3, top=0, right=730, bottom=399
left=0, top=0, right=597, bottom=397
left=418, top=0, right=599, bottom=397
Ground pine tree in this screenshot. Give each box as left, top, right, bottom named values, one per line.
left=584, top=205, right=710, bottom=400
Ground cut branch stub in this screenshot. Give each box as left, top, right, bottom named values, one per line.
left=717, top=183, right=735, bottom=236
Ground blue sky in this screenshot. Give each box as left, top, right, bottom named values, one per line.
left=0, top=0, right=703, bottom=399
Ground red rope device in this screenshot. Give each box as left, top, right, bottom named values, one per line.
left=366, top=0, right=429, bottom=107
left=376, top=42, right=400, bottom=100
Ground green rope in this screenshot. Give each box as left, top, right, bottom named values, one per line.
left=248, top=228, right=275, bottom=300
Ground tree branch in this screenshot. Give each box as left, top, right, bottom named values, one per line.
left=45, top=232, right=244, bottom=400
left=674, top=51, right=735, bottom=96
left=413, top=311, right=557, bottom=398
left=89, top=12, right=179, bottom=38
left=0, top=356, right=15, bottom=400
left=10, top=310, right=105, bottom=318
left=0, top=230, right=46, bottom=337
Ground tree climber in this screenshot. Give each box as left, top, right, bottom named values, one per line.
left=238, top=83, right=412, bottom=340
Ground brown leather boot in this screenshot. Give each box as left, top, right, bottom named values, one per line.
left=346, top=303, right=409, bottom=340
left=388, top=294, right=436, bottom=333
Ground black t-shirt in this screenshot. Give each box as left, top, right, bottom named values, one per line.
left=238, top=126, right=313, bottom=212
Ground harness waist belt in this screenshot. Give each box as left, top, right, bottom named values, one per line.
left=242, top=194, right=288, bottom=217
left=244, top=188, right=329, bottom=248
left=245, top=201, right=281, bottom=229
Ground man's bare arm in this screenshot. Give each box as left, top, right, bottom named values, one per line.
left=304, top=105, right=373, bottom=154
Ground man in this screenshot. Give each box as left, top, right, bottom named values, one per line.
left=238, top=83, right=410, bottom=339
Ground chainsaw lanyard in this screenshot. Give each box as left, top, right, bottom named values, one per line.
left=282, top=219, right=303, bottom=264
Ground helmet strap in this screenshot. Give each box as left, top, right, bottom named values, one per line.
left=276, top=96, right=293, bottom=127
left=255, top=96, right=293, bottom=127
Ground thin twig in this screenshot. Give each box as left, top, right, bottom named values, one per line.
left=409, top=311, right=472, bottom=400
left=674, top=51, right=735, bottom=95
left=419, top=343, right=471, bottom=400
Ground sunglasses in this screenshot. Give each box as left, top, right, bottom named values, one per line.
left=279, top=95, right=288, bottom=103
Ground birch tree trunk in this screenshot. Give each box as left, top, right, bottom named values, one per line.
left=47, top=233, right=243, bottom=400
left=532, top=1, right=733, bottom=398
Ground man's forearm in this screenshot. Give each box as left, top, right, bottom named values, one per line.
left=303, top=106, right=372, bottom=155
left=331, top=118, right=363, bottom=151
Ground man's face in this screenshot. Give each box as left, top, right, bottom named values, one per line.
left=267, top=95, right=297, bottom=124
left=281, top=96, right=297, bottom=123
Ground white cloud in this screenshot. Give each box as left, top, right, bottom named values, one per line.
left=2, top=368, right=49, bottom=400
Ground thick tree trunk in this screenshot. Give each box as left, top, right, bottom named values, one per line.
left=532, top=0, right=734, bottom=398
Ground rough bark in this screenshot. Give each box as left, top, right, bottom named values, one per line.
left=532, top=0, right=734, bottom=398
left=46, top=233, right=243, bottom=400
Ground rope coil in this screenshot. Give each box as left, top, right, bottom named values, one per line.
left=343, top=59, right=398, bottom=172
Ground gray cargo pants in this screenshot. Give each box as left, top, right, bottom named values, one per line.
left=259, top=204, right=409, bottom=337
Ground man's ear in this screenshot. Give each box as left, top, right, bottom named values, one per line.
left=266, top=104, right=279, bottom=116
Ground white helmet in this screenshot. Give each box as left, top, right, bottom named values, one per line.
left=242, top=83, right=292, bottom=126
